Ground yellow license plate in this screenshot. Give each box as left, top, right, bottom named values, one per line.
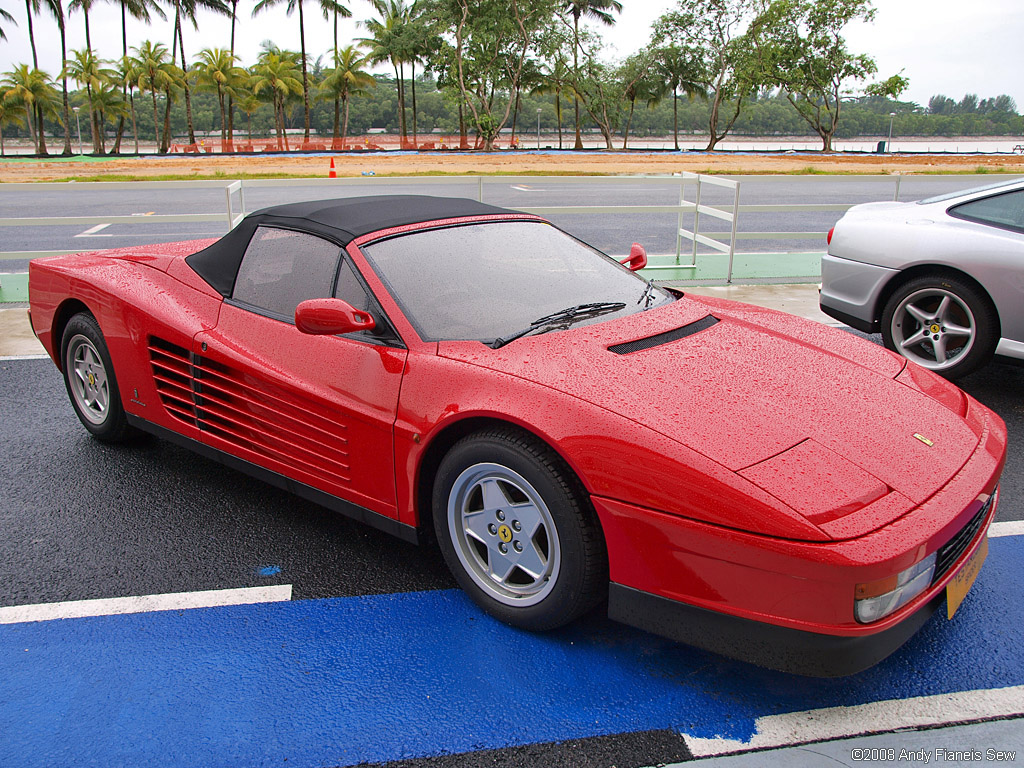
left=946, top=536, right=988, bottom=619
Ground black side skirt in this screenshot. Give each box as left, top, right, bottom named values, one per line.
left=607, top=582, right=942, bottom=677
left=126, top=414, right=419, bottom=545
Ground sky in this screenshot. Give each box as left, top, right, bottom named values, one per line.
left=1, top=0, right=1022, bottom=112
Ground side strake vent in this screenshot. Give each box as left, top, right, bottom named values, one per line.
left=147, top=336, right=351, bottom=484
left=609, top=315, right=719, bottom=355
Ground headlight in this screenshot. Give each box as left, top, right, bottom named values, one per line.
left=855, top=553, right=937, bottom=624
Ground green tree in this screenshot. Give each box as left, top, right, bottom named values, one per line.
left=132, top=40, right=177, bottom=151
left=361, top=0, right=413, bottom=142
left=169, top=0, right=231, bottom=146
left=112, top=54, right=142, bottom=151
left=63, top=48, right=111, bottom=152
left=655, top=0, right=759, bottom=151
left=0, top=6, right=16, bottom=41
left=1, top=64, right=60, bottom=154
left=319, top=44, right=375, bottom=146
left=562, top=0, right=621, bottom=149
left=424, top=0, right=559, bottom=150
left=194, top=47, right=246, bottom=143
left=251, top=45, right=304, bottom=149
left=23, top=0, right=67, bottom=154
left=749, top=0, right=879, bottom=151
left=111, top=0, right=165, bottom=152
left=619, top=51, right=662, bottom=149
left=253, top=0, right=348, bottom=141
left=531, top=45, right=571, bottom=148
left=654, top=43, right=706, bottom=150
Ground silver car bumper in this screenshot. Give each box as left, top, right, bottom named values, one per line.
left=819, top=253, right=898, bottom=332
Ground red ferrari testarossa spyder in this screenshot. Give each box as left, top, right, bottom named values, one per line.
left=29, top=195, right=1005, bottom=675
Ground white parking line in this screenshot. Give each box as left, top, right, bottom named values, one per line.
left=0, top=584, right=293, bottom=624
left=74, top=223, right=112, bottom=237
left=679, top=685, right=1024, bottom=758
left=0, top=354, right=50, bottom=361
left=990, top=520, right=1024, bottom=538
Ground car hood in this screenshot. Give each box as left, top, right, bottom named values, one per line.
left=439, top=294, right=979, bottom=530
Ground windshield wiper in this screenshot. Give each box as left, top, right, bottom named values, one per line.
left=637, top=279, right=657, bottom=310
left=490, top=301, right=627, bottom=349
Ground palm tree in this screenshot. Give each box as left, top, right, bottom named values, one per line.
left=361, top=0, right=411, bottom=143
left=235, top=89, right=262, bottom=141
left=1, top=64, right=60, bottom=154
left=39, top=0, right=74, bottom=155
left=63, top=48, right=111, bottom=153
left=111, top=0, right=165, bottom=152
left=67, top=0, right=96, bottom=53
left=0, top=98, right=19, bottom=155
left=323, top=0, right=351, bottom=76
left=132, top=40, right=175, bottom=151
left=169, top=0, right=231, bottom=146
left=0, top=7, right=16, bottom=41
left=563, top=0, right=621, bottom=150
left=194, top=48, right=246, bottom=145
left=252, top=0, right=347, bottom=142
left=112, top=54, right=142, bottom=152
left=319, top=45, right=374, bottom=148
left=21, top=0, right=65, bottom=154
left=656, top=44, right=705, bottom=151
left=251, top=45, right=303, bottom=149
left=89, top=84, right=129, bottom=152
left=532, top=53, right=571, bottom=149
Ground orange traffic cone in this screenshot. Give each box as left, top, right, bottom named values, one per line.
left=329, top=157, right=337, bottom=178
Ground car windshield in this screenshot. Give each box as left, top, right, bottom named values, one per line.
left=917, top=178, right=1024, bottom=204
left=361, top=220, right=674, bottom=342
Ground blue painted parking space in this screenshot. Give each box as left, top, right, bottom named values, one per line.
left=3, top=534, right=1023, bottom=768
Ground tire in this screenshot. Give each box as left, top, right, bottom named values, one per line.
left=432, top=428, right=607, bottom=631
left=61, top=312, right=132, bottom=442
left=880, top=274, right=998, bottom=379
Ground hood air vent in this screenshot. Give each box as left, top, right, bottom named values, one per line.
left=609, top=315, right=719, bottom=355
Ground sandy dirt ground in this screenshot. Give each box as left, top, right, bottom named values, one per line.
left=3, top=150, right=1024, bottom=182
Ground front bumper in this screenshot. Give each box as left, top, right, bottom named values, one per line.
left=594, top=406, right=1005, bottom=676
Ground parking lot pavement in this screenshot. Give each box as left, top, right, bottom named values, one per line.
left=1, top=530, right=1023, bottom=767
left=3, top=286, right=1023, bottom=768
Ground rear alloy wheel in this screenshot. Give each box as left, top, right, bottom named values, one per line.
left=61, top=313, right=132, bottom=442
left=881, top=275, right=998, bottom=379
left=433, top=429, right=606, bottom=631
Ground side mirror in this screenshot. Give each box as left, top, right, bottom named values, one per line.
left=295, top=298, right=376, bottom=335
left=620, top=242, right=647, bottom=272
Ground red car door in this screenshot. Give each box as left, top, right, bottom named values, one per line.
left=191, top=226, right=408, bottom=520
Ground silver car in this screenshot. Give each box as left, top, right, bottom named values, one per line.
left=820, top=177, right=1024, bottom=378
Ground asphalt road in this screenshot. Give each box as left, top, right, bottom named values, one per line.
left=2, top=175, right=1017, bottom=272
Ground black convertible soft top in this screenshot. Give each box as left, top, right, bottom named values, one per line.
left=186, top=195, right=518, bottom=296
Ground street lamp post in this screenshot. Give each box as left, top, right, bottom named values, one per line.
left=888, top=112, right=896, bottom=153
left=537, top=108, right=542, bottom=150
left=73, top=107, right=83, bottom=155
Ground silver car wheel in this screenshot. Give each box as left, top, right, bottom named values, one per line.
left=447, top=462, right=561, bottom=608
left=66, top=333, right=110, bottom=425
left=889, top=288, right=976, bottom=372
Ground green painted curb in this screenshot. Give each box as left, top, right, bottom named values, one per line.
left=0, top=273, right=28, bottom=303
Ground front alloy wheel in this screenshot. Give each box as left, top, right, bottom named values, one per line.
left=447, top=462, right=561, bottom=607
left=433, top=429, right=606, bottom=631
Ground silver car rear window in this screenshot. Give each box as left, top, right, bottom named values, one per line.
left=917, top=178, right=1023, bottom=204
